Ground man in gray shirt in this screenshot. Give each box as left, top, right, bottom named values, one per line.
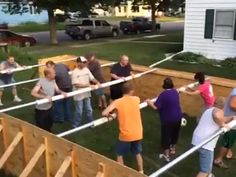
left=46, top=61, right=72, bottom=123
left=31, top=68, right=67, bottom=131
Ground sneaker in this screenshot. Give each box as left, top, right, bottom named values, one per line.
left=208, top=173, right=215, bottom=177
left=214, top=160, right=229, bottom=169
left=0, top=101, right=3, bottom=106
left=159, top=154, right=170, bottom=162
left=13, top=96, right=22, bottom=102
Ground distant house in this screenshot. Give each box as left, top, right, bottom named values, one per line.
left=114, top=0, right=152, bottom=17
left=184, top=0, right=236, bottom=60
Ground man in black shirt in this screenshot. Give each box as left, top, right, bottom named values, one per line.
left=110, top=55, right=133, bottom=100
left=46, top=61, right=72, bottom=123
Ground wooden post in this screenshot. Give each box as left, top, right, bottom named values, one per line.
left=19, top=144, right=46, bottom=177
left=0, top=125, right=2, bottom=133
left=54, top=156, right=72, bottom=177
left=71, top=150, right=76, bottom=177
left=96, top=163, right=106, bottom=177
left=44, top=137, right=50, bottom=177
left=0, top=132, right=23, bottom=168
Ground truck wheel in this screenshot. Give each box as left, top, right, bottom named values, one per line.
left=84, top=32, right=91, bottom=40
left=24, top=41, right=31, bottom=47
left=136, top=30, right=141, bottom=34
left=112, top=30, right=118, bottom=37
left=70, top=35, right=78, bottom=40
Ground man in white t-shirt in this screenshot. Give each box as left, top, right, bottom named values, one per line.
left=192, top=97, right=234, bottom=177
left=71, top=56, right=100, bottom=128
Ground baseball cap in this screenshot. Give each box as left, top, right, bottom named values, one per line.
left=76, top=56, right=87, bottom=63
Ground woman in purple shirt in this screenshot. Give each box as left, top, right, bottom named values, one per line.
left=147, top=78, right=183, bottom=162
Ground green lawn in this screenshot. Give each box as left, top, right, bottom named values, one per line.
left=1, top=31, right=236, bottom=177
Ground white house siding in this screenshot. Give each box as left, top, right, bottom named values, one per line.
left=184, top=0, right=236, bottom=60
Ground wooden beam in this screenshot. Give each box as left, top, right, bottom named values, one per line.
left=96, top=163, right=106, bottom=177
left=44, top=137, right=50, bottom=177
left=54, top=156, right=72, bottom=177
left=19, top=144, right=46, bottom=177
left=71, top=150, right=76, bottom=177
left=0, top=125, right=2, bottom=133
left=0, top=132, right=23, bottom=169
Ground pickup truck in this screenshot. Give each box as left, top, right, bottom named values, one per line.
left=120, top=17, right=161, bottom=34
left=65, top=18, right=119, bottom=40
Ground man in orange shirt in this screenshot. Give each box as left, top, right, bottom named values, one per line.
left=102, top=83, right=144, bottom=174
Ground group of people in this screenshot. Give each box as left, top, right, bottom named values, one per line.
left=1, top=54, right=236, bottom=176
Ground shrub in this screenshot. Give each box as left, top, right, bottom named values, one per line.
left=0, top=46, right=34, bottom=65
left=220, top=57, right=236, bottom=68
left=172, top=52, right=219, bottom=66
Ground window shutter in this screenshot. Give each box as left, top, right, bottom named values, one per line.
left=234, top=13, right=236, bottom=40
left=204, top=9, right=215, bottom=39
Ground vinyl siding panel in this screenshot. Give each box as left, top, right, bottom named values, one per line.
left=184, top=0, right=236, bottom=60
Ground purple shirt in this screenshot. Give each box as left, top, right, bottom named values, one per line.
left=154, top=89, right=182, bottom=124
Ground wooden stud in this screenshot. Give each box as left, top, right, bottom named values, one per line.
left=0, top=125, right=2, bottom=133
left=71, top=150, right=76, bottom=177
left=19, top=144, right=45, bottom=177
left=54, top=156, right=72, bottom=177
left=96, top=163, right=106, bottom=177
left=44, top=137, right=50, bottom=177
left=0, top=132, right=23, bottom=169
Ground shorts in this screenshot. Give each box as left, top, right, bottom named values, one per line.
left=198, top=148, right=214, bottom=173
left=0, top=77, right=16, bottom=91
left=116, top=140, right=142, bottom=156
left=94, top=88, right=104, bottom=96
left=218, top=130, right=236, bottom=148
left=35, top=108, right=53, bottom=132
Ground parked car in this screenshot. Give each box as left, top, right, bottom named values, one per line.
left=0, top=30, right=36, bottom=47
left=65, top=19, right=119, bottom=40
left=120, top=17, right=161, bottom=34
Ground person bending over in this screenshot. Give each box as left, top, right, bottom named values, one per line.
left=102, top=83, right=144, bottom=174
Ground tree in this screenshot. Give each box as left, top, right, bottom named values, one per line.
left=133, top=0, right=185, bottom=32
left=2, top=0, right=119, bottom=44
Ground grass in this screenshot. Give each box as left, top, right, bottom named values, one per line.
left=158, top=16, right=184, bottom=22
left=10, top=21, right=65, bottom=33
left=1, top=31, right=236, bottom=177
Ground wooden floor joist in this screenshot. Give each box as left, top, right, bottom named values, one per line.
left=0, top=132, right=23, bottom=169
left=19, top=144, right=46, bottom=177
left=0, top=125, right=3, bottom=132
left=96, top=163, right=106, bottom=177
left=54, top=156, right=72, bottom=177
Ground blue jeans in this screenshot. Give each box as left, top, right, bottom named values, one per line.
left=198, top=148, right=214, bottom=173
left=73, top=98, right=94, bottom=127
left=53, top=97, right=71, bottom=122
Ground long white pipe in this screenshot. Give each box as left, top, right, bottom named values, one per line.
left=0, top=68, right=158, bottom=113
left=0, top=57, right=78, bottom=74
left=149, top=51, right=183, bottom=68
left=0, top=62, right=115, bottom=89
left=57, top=80, right=201, bottom=138
left=149, top=120, right=236, bottom=177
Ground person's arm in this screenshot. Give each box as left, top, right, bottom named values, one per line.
left=110, top=65, right=123, bottom=80
left=146, top=99, right=157, bottom=110
left=88, top=69, right=99, bottom=85
left=102, top=102, right=116, bottom=118
left=182, top=90, right=200, bottom=95
left=15, top=62, right=22, bottom=68
left=212, top=108, right=229, bottom=127
left=31, top=85, right=49, bottom=100
left=229, top=96, right=236, bottom=111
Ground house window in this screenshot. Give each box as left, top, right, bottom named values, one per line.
left=118, top=6, right=121, bottom=13
left=204, top=9, right=236, bottom=40
left=132, top=6, right=140, bottom=13
left=214, top=10, right=235, bottom=39
left=124, top=6, right=127, bottom=13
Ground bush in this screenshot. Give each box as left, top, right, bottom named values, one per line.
left=220, top=57, right=236, bottom=68
left=0, top=46, right=34, bottom=65
left=172, top=52, right=219, bottom=66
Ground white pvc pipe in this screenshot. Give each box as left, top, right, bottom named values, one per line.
left=0, top=68, right=158, bottom=113
left=149, top=121, right=236, bottom=177
left=0, top=57, right=78, bottom=74
left=149, top=51, right=183, bottom=68
left=57, top=80, right=201, bottom=138
left=0, top=62, right=115, bottom=89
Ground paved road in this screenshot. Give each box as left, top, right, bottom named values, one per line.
left=23, top=22, right=184, bottom=44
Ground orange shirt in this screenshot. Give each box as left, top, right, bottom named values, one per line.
left=113, top=96, right=143, bottom=142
